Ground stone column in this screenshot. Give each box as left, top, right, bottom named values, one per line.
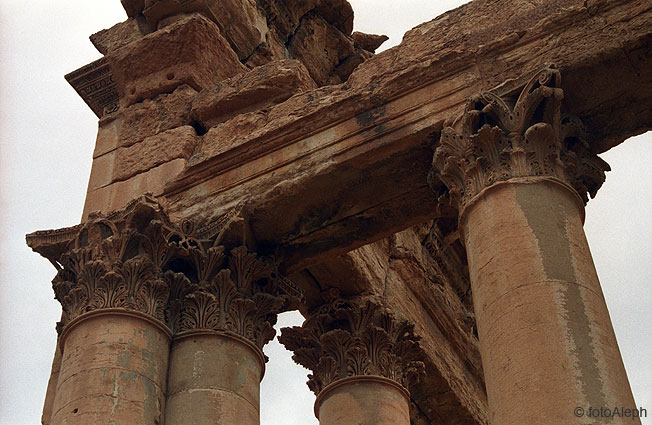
left=431, top=67, right=638, bottom=425
left=164, top=246, right=287, bottom=425
left=28, top=199, right=179, bottom=425
left=279, top=297, right=425, bottom=425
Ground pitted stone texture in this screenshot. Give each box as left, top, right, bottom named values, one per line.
left=112, top=125, right=198, bottom=183
left=108, top=13, right=246, bottom=106
left=115, top=84, right=198, bottom=148
left=317, top=379, right=410, bottom=425
left=165, top=334, right=263, bottom=425
left=143, top=0, right=268, bottom=61
left=90, top=17, right=150, bottom=55
left=352, top=32, right=389, bottom=53
left=49, top=314, right=170, bottom=425
left=191, top=59, right=317, bottom=128
left=121, top=0, right=145, bottom=17
left=288, top=13, right=354, bottom=86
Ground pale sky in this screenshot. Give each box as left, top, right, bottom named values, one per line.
left=0, top=1, right=649, bottom=424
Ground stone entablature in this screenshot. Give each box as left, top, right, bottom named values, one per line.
left=26, top=196, right=296, bottom=349
left=430, top=66, right=610, bottom=213
left=279, top=293, right=425, bottom=395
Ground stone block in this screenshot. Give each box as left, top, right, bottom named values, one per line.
left=93, top=116, right=122, bottom=158
left=86, top=151, right=115, bottom=192
left=243, top=28, right=288, bottom=69
left=112, top=126, right=198, bottom=182
left=89, top=18, right=147, bottom=55
left=192, top=111, right=267, bottom=163
left=287, top=14, right=354, bottom=86
left=314, top=0, right=354, bottom=35
left=204, top=0, right=269, bottom=61
left=117, top=84, right=197, bottom=147
left=256, top=0, right=318, bottom=41
left=108, top=13, right=246, bottom=106
left=142, top=0, right=268, bottom=60
left=352, top=32, right=388, bottom=53
left=192, top=59, right=316, bottom=128
left=83, top=158, right=186, bottom=219
left=121, top=0, right=145, bottom=17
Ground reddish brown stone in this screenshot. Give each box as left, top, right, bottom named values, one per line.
left=144, top=0, right=269, bottom=61
left=314, top=0, right=354, bottom=35
left=191, top=59, right=316, bottom=128
left=116, top=84, right=198, bottom=147
left=89, top=18, right=148, bottom=55
left=82, top=158, right=186, bottom=218
left=121, top=0, right=145, bottom=17
left=112, top=125, right=198, bottom=183
left=243, top=28, right=288, bottom=68
left=288, top=14, right=354, bottom=86
left=108, top=13, right=246, bottom=106
left=352, top=31, right=389, bottom=52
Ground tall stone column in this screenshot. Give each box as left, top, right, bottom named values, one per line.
left=164, top=246, right=288, bottom=425
left=431, top=67, right=638, bottom=425
left=28, top=196, right=296, bottom=425
left=27, top=199, right=179, bottom=425
left=279, top=296, right=425, bottom=425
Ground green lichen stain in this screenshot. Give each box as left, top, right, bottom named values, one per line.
left=138, top=327, right=158, bottom=380
left=142, top=375, right=160, bottom=425
left=515, top=184, right=606, bottom=414
left=117, top=349, right=132, bottom=369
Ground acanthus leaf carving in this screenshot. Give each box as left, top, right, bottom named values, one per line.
left=172, top=246, right=291, bottom=351
left=279, top=298, right=426, bottom=395
left=28, top=196, right=300, bottom=347
left=431, top=65, right=609, bottom=212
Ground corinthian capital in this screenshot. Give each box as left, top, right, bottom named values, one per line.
left=27, top=196, right=298, bottom=349
left=279, top=297, right=425, bottom=395
left=169, top=245, right=291, bottom=349
left=430, top=66, right=610, bottom=212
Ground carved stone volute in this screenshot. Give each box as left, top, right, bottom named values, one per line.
left=279, top=295, right=425, bottom=395
left=430, top=66, right=610, bottom=212
left=27, top=196, right=297, bottom=350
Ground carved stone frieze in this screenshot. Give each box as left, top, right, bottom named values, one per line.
left=65, top=58, right=119, bottom=118
left=430, top=65, right=610, bottom=212
left=27, top=196, right=297, bottom=349
left=279, top=295, right=425, bottom=395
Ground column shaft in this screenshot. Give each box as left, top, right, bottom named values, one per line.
left=315, top=376, right=410, bottom=425
left=462, top=179, right=637, bottom=424
left=165, top=331, right=264, bottom=425
left=50, top=310, right=171, bottom=425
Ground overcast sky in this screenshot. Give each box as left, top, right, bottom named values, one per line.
left=0, top=1, right=649, bottom=424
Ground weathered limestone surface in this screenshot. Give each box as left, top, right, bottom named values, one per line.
left=50, top=312, right=171, bottom=425
left=287, top=13, right=354, bottom=86
left=28, top=198, right=295, bottom=425
left=30, top=1, right=652, bottom=424
left=166, top=332, right=265, bottom=425
left=191, top=59, right=317, bottom=129
left=463, top=180, right=637, bottom=424
left=162, top=0, right=652, bottom=272
left=431, top=64, right=636, bottom=424
left=90, top=17, right=148, bottom=55
left=296, top=224, right=487, bottom=425
left=316, top=377, right=411, bottom=425
left=108, top=13, right=247, bottom=106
